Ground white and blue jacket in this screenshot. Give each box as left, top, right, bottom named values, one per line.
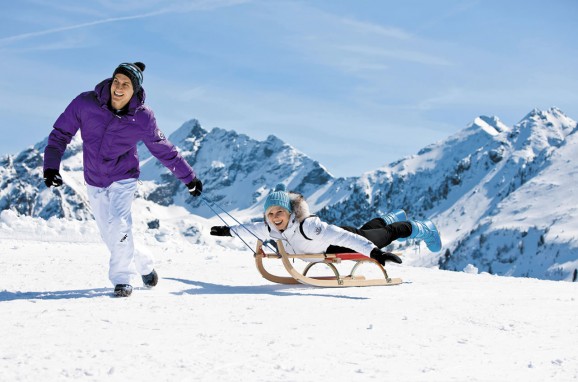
left=230, top=193, right=375, bottom=256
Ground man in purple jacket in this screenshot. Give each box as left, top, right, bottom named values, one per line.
left=43, top=62, right=202, bottom=297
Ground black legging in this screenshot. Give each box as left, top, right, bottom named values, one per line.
left=326, top=217, right=411, bottom=253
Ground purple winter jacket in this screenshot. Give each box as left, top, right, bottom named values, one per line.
left=44, top=79, right=195, bottom=188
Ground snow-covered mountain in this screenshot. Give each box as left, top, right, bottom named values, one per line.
left=1, top=108, right=577, bottom=281
left=318, top=108, right=578, bottom=281
left=136, top=119, right=349, bottom=218
left=0, top=134, right=91, bottom=220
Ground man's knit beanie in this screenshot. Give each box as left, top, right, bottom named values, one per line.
left=113, top=62, right=145, bottom=92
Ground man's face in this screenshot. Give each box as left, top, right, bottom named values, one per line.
left=266, top=206, right=291, bottom=232
left=110, top=73, right=134, bottom=110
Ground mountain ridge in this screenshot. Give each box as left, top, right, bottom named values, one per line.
left=1, top=107, right=576, bottom=281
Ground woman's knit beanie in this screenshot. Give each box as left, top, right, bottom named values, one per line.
left=263, top=183, right=292, bottom=213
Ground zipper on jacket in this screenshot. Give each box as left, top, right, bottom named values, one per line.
left=97, top=114, right=119, bottom=182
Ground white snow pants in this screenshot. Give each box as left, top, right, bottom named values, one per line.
left=87, top=179, right=154, bottom=286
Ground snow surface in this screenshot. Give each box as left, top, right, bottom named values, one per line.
left=1, top=214, right=577, bottom=381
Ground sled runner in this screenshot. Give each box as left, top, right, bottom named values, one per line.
left=255, top=240, right=402, bottom=287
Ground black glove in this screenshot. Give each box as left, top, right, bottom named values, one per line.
left=210, top=226, right=232, bottom=237
left=370, top=247, right=402, bottom=265
left=186, top=177, right=203, bottom=197
left=43, top=169, right=63, bottom=188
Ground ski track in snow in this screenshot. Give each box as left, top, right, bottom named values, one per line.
left=1, top=231, right=577, bottom=382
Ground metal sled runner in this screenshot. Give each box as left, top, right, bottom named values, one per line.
left=255, top=240, right=402, bottom=287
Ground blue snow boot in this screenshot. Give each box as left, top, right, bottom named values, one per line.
left=142, top=269, right=158, bottom=288
left=382, top=209, right=407, bottom=225
left=408, top=219, right=442, bottom=252
left=114, top=284, right=133, bottom=297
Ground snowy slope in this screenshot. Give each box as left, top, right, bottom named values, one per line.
left=1, top=216, right=577, bottom=382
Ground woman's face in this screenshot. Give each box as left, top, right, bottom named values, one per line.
left=266, top=206, right=291, bottom=232
left=110, top=73, right=134, bottom=110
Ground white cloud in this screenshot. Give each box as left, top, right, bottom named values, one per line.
left=0, top=0, right=252, bottom=47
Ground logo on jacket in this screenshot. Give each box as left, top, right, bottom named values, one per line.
left=314, top=226, right=322, bottom=235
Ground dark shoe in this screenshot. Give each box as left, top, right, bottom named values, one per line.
left=142, top=269, right=158, bottom=288
left=370, top=248, right=403, bottom=265
left=114, top=284, right=133, bottom=297
left=381, top=252, right=402, bottom=264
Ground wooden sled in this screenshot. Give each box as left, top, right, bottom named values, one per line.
left=255, top=240, right=402, bottom=287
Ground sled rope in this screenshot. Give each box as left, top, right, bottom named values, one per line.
left=200, top=197, right=278, bottom=254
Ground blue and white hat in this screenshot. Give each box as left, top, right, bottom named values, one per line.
left=263, top=183, right=292, bottom=213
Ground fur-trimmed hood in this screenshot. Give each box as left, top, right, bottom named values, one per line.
left=244, top=190, right=374, bottom=257
left=288, top=192, right=311, bottom=222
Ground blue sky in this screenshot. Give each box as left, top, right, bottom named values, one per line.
left=1, top=0, right=577, bottom=177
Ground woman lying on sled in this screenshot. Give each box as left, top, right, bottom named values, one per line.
left=210, top=183, right=442, bottom=264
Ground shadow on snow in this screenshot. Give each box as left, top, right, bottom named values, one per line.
left=0, top=278, right=377, bottom=301
left=165, top=277, right=369, bottom=300
left=0, top=288, right=112, bottom=301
